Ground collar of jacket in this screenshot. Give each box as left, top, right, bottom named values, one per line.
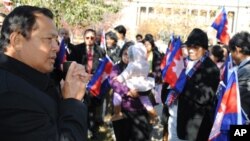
left=238, top=57, right=250, bottom=70
left=0, top=53, right=51, bottom=91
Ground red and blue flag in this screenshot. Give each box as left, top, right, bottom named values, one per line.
left=87, top=55, right=113, bottom=98
left=55, top=39, right=67, bottom=69
left=221, top=54, right=233, bottom=84
left=211, top=7, right=230, bottom=45
left=216, top=54, right=234, bottom=101
left=161, top=37, right=187, bottom=105
left=209, top=70, right=245, bottom=141
left=160, top=35, right=174, bottom=70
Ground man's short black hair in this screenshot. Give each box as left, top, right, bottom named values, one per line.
left=0, top=5, right=53, bottom=50
left=136, top=34, right=142, bottom=39
left=211, top=45, right=224, bottom=62
left=114, top=25, right=126, bottom=36
left=229, top=31, right=250, bottom=55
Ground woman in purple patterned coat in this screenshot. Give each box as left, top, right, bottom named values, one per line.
left=109, top=41, right=153, bottom=141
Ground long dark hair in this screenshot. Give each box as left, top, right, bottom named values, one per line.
left=118, top=41, right=134, bottom=71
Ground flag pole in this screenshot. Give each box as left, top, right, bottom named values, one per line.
left=235, top=0, right=240, bottom=32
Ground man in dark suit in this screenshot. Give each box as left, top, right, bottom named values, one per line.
left=0, top=6, right=88, bottom=141
left=69, top=29, right=105, bottom=74
left=70, top=29, right=106, bottom=139
left=167, top=28, right=220, bottom=141
left=228, top=31, right=250, bottom=123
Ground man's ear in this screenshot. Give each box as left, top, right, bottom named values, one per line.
left=9, top=32, right=24, bottom=51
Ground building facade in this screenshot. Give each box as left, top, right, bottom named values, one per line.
left=116, top=0, right=250, bottom=42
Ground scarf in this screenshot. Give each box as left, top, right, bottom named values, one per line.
left=166, top=51, right=209, bottom=106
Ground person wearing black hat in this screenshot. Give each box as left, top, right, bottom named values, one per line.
left=167, top=28, right=220, bottom=141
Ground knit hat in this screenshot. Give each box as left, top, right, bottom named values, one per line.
left=185, top=28, right=208, bottom=50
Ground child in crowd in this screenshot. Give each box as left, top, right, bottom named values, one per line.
left=111, top=43, right=157, bottom=123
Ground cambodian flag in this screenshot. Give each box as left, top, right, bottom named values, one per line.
left=87, top=55, right=113, bottom=98
left=216, top=54, right=234, bottom=101
left=161, top=37, right=186, bottom=105
left=221, top=54, right=233, bottom=84
left=55, top=39, right=67, bottom=69
left=162, top=37, right=186, bottom=88
left=209, top=70, right=245, bottom=141
left=211, top=7, right=230, bottom=45
left=160, top=35, right=174, bottom=71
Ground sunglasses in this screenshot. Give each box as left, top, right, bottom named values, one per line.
left=85, top=36, right=94, bottom=40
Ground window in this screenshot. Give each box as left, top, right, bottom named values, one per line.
left=209, top=10, right=216, bottom=18
left=149, top=7, right=154, bottom=13
left=200, top=10, right=207, bottom=17
left=191, top=9, right=198, bottom=16
left=140, top=7, right=146, bottom=13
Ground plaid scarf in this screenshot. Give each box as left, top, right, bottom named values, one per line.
left=166, top=51, right=209, bottom=106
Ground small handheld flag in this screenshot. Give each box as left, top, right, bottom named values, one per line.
left=211, top=7, right=230, bottom=45
left=160, top=34, right=174, bottom=70
left=209, top=70, right=245, bottom=141
left=55, top=39, right=67, bottom=69
left=161, top=36, right=187, bottom=105
left=87, top=56, right=113, bottom=98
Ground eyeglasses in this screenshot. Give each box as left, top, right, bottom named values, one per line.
left=85, top=36, right=94, bottom=40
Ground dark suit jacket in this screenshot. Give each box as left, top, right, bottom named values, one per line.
left=177, top=57, right=220, bottom=141
left=0, top=54, right=87, bottom=141
left=65, top=42, right=75, bottom=60
left=68, top=43, right=105, bottom=74
left=238, top=59, right=250, bottom=119
left=150, top=47, right=163, bottom=84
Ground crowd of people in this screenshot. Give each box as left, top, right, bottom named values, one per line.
left=0, top=5, right=250, bottom=141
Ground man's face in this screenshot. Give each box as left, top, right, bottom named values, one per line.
left=17, top=14, right=59, bottom=73
left=115, top=31, right=123, bottom=40
left=106, top=36, right=115, bottom=48
left=136, top=37, right=142, bottom=42
left=84, top=31, right=95, bottom=47
left=230, top=47, right=243, bottom=65
left=187, top=46, right=206, bottom=61
left=59, top=29, right=70, bottom=43
left=144, top=40, right=152, bottom=53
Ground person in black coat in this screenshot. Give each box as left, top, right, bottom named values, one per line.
left=69, top=29, right=105, bottom=74
left=69, top=29, right=106, bottom=140
left=178, top=28, right=220, bottom=141
left=164, top=28, right=220, bottom=141
left=105, top=31, right=121, bottom=64
left=0, top=6, right=88, bottom=141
